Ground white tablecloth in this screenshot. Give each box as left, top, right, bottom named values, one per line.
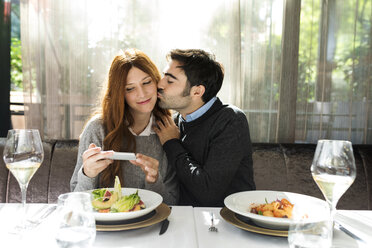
left=94, top=206, right=197, bottom=248
left=1, top=203, right=371, bottom=248
left=193, top=208, right=372, bottom=248
left=0, top=204, right=197, bottom=248
left=194, top=207, right=288, bottom=248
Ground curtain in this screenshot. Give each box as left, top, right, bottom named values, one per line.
left=296, top=0, right=372, bottom=143
left=20, top=0, right=372, bottom=144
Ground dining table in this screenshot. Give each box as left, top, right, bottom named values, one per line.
left=1, top=203, right=371, bottom=248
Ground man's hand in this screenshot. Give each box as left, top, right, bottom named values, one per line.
left=130, top=153, right=159, bottom=183
left=82, top=143, right=114, bottom=178
left=154, top=115, right=180, bottom=145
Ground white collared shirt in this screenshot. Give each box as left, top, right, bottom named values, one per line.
left=179, top=96, right=217, bottom=123
left=128, top=114, right=155, bottom=136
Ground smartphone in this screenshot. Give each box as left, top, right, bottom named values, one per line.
left=107, top=152, right=136, bottom=160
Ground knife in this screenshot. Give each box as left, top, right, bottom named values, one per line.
left=26, top=205, right=57, bottom=227
left=334, top=221, right=366, bottom=244
left=159, top=206, right=172, bottom=235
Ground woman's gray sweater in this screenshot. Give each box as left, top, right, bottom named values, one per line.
left=70, top=116, right=179, bottom=205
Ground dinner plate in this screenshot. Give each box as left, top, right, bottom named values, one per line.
left=224, top=190, right=328, bottom=230
left=96, top=203, right=171, bottom=232
left=87, top=187, right=163, bottom=221
left=96, top=203, right=171, bottom=231
left=220, top=207, right=288, bottom=237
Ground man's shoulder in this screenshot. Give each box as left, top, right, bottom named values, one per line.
left=216, top=103, right=247, bottom=121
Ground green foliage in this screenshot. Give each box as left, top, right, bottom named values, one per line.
left=297, top=0, right=320, bottom=103
left=10, top=37, right=22, bottom=91
left=298, top=0, right=371, bottom=103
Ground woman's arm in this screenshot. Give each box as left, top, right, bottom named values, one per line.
left=70, top=117, right=108, bottom=192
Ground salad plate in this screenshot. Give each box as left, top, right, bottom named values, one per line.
left=96, top=203, right=171, bottom=231
left=87, top=187, right=163, bottom=222
left=224, top=190, right=328, bottom=230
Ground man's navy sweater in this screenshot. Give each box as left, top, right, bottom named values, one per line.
left=163, top=98, right=256, bottom=207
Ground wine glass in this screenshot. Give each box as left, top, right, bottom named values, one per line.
left=55, top=192, right=96, bottom=248
left=3, top=129, right=44, bottom=231
left=311, top=140, right=356, bottom=238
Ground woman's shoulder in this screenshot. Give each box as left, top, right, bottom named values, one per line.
left=84, top=114, right=104, bottom=130
left=80, top=114, right=105, bottom=140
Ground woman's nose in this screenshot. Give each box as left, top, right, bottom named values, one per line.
left=137, top=86, right=145, bottom=97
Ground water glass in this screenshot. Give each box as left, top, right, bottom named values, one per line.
left=55, top=192, right=96, bottom=248
left=288, top=218, right=333, bottom=248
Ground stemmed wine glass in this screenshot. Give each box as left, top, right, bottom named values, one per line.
left=3, top=129, right=44, bottom=231
left=311, top=140, right=356, bottom=235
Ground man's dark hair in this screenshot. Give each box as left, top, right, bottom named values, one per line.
left=167, top=49, right=224, bottom=103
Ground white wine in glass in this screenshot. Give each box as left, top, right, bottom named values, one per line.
left=311, top=140, right=356, bottom=238
left=3, top=129, right=44, bottom=231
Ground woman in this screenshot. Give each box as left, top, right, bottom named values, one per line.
left=70, top=48, right=178, bottom=205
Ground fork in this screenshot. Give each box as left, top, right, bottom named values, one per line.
left=208, top=212, right=218, bottom=232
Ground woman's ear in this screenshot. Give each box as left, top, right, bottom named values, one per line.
left=191, top=84, right=205, bottom=98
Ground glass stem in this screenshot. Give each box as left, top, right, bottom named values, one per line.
left=328, top=202, right=335, bottom=243
left=20, top=184, right=28, bottom=226
left=328, top=201, right=337, bottom=222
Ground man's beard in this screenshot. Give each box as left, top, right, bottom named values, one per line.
left=158, top=83, right=191, bottom=110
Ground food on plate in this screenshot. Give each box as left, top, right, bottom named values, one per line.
left=91, top=176, right=145, bottom=213
left=111, top=191, right=145, bottom=212
left=92, top=188, right=119, bottom=210
left=250, top=198, right=294, bottom=218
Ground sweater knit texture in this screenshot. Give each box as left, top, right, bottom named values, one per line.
left=70, top=116, right=179, bottom=205
left=163, top=98, right=255, bottom=207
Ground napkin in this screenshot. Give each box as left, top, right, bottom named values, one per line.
left=335, top=210, right=372, bottom=244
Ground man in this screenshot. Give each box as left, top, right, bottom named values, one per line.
left=155, top=49, right=255, bottom=207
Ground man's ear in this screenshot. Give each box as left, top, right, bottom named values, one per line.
left=191, top=84, right=205, bottom=98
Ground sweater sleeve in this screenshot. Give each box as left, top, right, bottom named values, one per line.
left=70, top=117, right=106, bottom=192
left=163, top=111, right=253, bottom=206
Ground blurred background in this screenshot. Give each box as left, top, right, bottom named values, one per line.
left=1, top=0, right=371, bottom=144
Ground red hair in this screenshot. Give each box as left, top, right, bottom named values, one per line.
left=98, top=48, right=169, bottom=187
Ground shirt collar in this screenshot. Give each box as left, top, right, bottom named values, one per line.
left=179, top=97, right=217, bottom=123
left=128, top=113, right=155, bottom=136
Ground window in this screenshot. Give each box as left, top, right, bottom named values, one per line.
left=16, top=0, right=372, bottom=143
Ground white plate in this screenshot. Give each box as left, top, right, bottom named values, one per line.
left=224, top=190, right=328, bottom=230
left=88, top=188, right=163, bottom=222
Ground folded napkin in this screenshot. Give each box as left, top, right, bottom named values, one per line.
left=335, top=210, right=372, bottom=244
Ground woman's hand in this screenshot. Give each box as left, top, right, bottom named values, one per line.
left=154, top=115, right=180, bottom=145
left=130, top=153, right=159, bottom=183
left=82, top=143, right=114, bottom=178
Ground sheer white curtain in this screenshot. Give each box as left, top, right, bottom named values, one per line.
left=296, top=0, right=372, bottom=144
left=20, top=0, right=238, bottom=139
left=20, top=0, right=372, bottom=144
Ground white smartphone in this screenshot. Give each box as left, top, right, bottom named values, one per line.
left=107, top=152, right=136, bottom=160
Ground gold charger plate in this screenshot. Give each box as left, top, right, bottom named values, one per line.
left=220, top=207, right=288, bottom=237
left=96, top=203, right=170, bottom=231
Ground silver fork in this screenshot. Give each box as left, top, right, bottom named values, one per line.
left=208, top=212, right=218, bottom=232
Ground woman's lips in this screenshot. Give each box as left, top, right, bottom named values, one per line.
left=137, top=98, right=151, bottom=105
